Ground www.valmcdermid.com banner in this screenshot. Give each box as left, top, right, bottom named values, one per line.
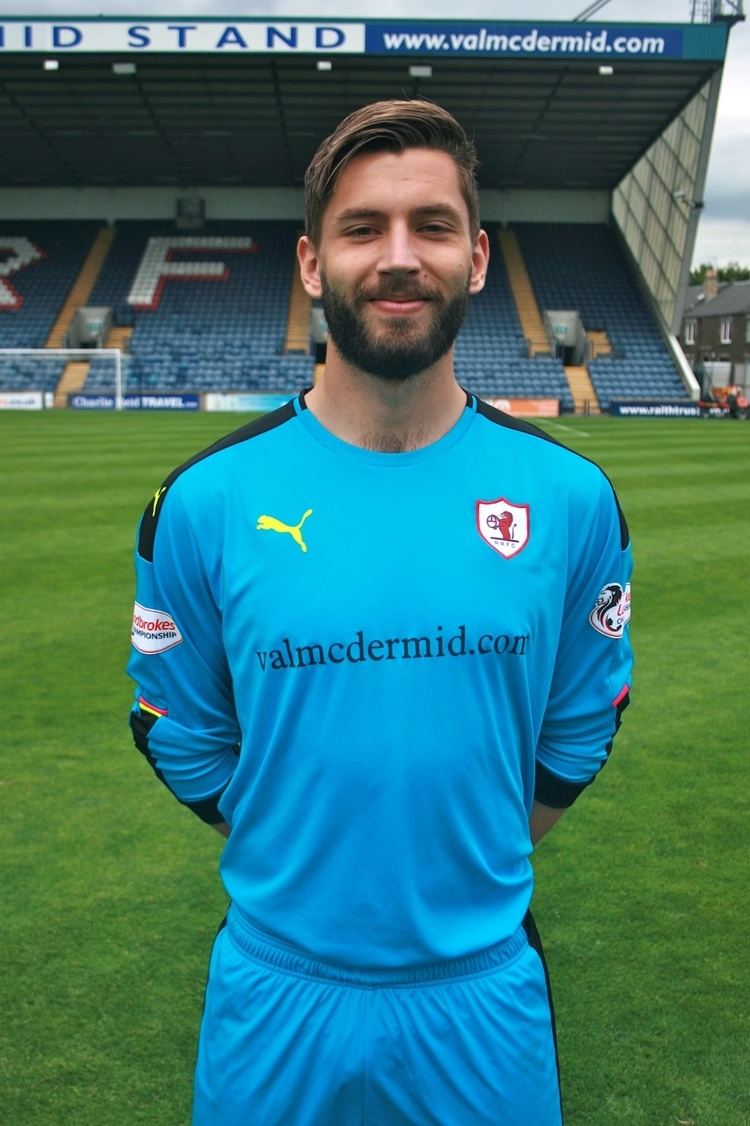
left=0, top=19, right=728, bottom=61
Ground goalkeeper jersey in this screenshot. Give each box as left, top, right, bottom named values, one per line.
left=127, top=391, right=633, bottom=968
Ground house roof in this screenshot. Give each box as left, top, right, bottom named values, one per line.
left=686, top=281, right=750, bottom=318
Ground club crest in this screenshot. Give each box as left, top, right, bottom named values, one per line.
left=476, top=498, right=530, bottom=559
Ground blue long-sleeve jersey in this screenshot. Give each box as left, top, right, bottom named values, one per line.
left=128, top=391, right=632, bottom=968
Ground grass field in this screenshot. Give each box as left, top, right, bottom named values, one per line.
left=1, top=410, right=748, bottom=1124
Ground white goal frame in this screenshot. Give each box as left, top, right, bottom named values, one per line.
left=0, top=348, right=124, bottom=409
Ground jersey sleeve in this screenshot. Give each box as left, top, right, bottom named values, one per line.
left=126, top=478, right=240, bottom=824
left=535, top=470, right=633, bottom=808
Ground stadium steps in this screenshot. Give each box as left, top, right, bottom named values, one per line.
left=315, top=362, right=325, bottom=384
left=46, top=226, right=116, bottom=348
left=564, top=365, right=601, bottom=416
left=49, top=226, right=117, bottom=406
left=52, top=325, right=133, bottom=406
left=284, top=240, right=311, bottom=354
left=54, top=362, right=90, bottom=407
left=497, top=230, right=551, bottom=356
left=104, top=325, right=134, bottom=351
left=587, top=329, right=612, bottom=358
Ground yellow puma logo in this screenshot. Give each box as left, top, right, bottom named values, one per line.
left=256, top=508, right=313, bottom=553
left=151, top=485, right=167, bottom=517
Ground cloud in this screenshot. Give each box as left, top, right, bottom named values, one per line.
left=0, top=0, right=710, bottom=19
left=693, top=216, right=750, bottom=266
left=701, top=189, right=750, bottom=223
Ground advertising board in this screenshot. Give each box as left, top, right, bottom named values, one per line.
left=0, top=391, right=43, bottom=410
left=204, top=392, right=296, bottom=413
left=482, top=397, right=560, bottom=418
left=69, top=393, right=200, bottom=410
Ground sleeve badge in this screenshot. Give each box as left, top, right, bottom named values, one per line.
left=589, top=582, right=631, bottom=638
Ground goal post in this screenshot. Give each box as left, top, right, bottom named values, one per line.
left=0, top=348, right=124, bottom=409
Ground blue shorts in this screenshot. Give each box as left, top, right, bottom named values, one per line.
left=194, top=905, right=563, bottom=1125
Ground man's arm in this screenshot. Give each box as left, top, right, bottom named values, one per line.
left=127, top=473, right=241, bottom=828
left=530, top=801, right=566, bottom=845
left=534, top=470, right=633, bottom=823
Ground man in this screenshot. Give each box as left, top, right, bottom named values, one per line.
left=128, top=99, right=633, bottom=1125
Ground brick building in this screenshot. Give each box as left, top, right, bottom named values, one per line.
left=680, top=271, right=750, bottom=391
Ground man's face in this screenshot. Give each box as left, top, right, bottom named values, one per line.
left=299, top=147, right=488, bottom=381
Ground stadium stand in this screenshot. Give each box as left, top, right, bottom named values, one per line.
left=514, top=223, right=689, bottom=409
left=75, top=217, right=570, bottom=404
left=84, top=220, right=315, bottom=394
left=0, top=221, right=98, bottom=390
left=455, top=226, right=573, bottom=410
left=0, top=217, right=687, bottom=412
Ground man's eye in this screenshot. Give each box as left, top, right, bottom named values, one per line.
left=421, top=223, right=451, bottom=234
left=347, top=226, right=378, bottom=238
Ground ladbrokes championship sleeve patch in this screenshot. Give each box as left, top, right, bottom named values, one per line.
left=131, top=601, right=183, bottom=654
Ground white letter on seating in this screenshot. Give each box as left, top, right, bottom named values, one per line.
left=127, top=236, right=256, bottom=310
left=0, top=237, right=44, bottom=309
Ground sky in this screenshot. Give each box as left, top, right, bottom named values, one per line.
left=8, top=0, right=750, bottom=267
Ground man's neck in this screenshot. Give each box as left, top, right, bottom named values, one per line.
left=304, top=349, right=467, bottom=453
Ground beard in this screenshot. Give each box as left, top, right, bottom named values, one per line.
left=320, top=271, right=470, bottom=382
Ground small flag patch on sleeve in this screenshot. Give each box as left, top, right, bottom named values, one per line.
left=138, top=696, right=168, bottom=718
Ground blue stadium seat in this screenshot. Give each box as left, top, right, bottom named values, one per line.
left=85, top=220, right=311, bottom=394
left=0, top=220, right=98, bottom=391
left=515, top=222, right=689, bottom=404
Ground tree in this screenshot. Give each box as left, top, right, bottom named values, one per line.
left=690, top=262, right=750, bottom=284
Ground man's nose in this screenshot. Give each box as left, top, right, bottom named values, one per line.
left=378, top=224, right=420, bottom=273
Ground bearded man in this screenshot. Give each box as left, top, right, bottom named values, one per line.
left=128, top=99, right=633, bottom=1125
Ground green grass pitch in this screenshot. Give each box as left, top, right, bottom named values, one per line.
left=1, top=410, right=748, bottom=1124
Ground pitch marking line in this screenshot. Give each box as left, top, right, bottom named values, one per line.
left=547, top=423, right=591, bottom=438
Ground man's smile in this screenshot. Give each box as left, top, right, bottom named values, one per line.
left=369, top=298, right=430, bottom=315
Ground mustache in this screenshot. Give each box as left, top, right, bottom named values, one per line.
left=356, top=280, right=440, bottom=303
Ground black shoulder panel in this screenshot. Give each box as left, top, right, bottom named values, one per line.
left=137, top=396, right=299, bottom=562
left=475, top=396, right=565, bottom=448
left=474, top=397, right=630, bottom=550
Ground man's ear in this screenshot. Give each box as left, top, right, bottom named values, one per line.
left=469, top=228, right=490, bottom=296
left=298, top=236, right=323, bottom=299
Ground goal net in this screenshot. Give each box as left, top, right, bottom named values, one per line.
left=0, top=348, right=124, bottom=409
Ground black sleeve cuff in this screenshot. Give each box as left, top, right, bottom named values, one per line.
left=184, top=793, right=227, bottom=825
left=129, top=708, right=228, bottom=825
left=534, top=760, right=593, bottom=809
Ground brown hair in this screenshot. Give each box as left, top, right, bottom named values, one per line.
left=304, top=99, right=480, bottom=245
